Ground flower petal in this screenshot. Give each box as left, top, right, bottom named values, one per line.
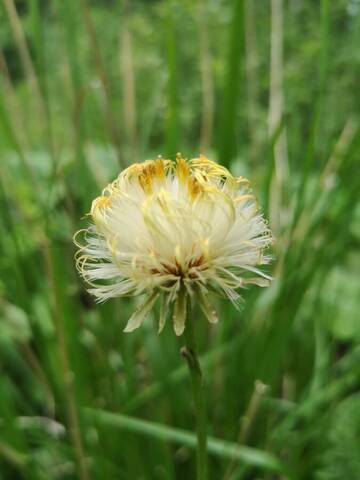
left=75, top=155, right=273, bottom=332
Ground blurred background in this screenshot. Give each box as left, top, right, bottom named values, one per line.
left=0, top=0, right=360, bottom=478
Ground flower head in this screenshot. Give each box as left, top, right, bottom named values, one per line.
left=75, top=155, right=273, bottom=335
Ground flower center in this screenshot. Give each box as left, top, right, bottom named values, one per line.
left=151, top=255, right=205, bottom=280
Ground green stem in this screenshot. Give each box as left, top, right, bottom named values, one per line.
left=183, top=316, right=208, bottom=480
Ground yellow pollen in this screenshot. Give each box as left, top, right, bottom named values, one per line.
left=93, top=195, right=112, bottom=212
left=138, top=164, right=155, bottom=194
left=154, top=159, right=165, bottom=179
left=189, top=177, right=203, bottom=199
left=176, top=155, right=189, bottom=184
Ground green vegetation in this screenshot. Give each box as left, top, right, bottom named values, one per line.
left=0, top=0, right=360, bottom=478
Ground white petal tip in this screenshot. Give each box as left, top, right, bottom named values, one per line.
left=123, top=292, right=158, bottom=333
left=123, top=324, right=137, bottom=333
left=158, top=324, right=165, bottom=334
left=208, top=313, right=219, bottom=324
left=173, top=290, right=187, bottom=336
left=174, top=324, right=185, bottom=336
left=198, top=291, right=218, bottom=324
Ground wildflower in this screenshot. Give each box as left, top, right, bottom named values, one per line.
left=75, top=155, right=272, bottom=335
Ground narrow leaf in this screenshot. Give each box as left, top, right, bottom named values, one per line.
left=124, top=292, right=159, bottom=333
left=173, top=289, right=187, bottom=336
left=198, top=290, right=218, bottom=324
left=86, top=408, right=284, bottom=472
left=158, top=294, right=169, bottom=334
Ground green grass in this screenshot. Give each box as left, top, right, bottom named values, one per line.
left=0, top=1, right=360, bottom=479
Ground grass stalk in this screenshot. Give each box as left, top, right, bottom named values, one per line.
left=120, top=0, right=138, bottom=161
left=0, top=442, right=28, bottom=471
left=223, top=380, right=269, bottom=480
left=198, top=0, right=214, bottom=154
left=268, top=0, right=288, bottom=234
left=123, top=337, right=238, bottom=413
left=182, top=317, right=208, bottom=480
left=44, top=244, right=89, bottom=480
left=79, top=0, right=123, bottom=167
left=2, top=0, right=43, bottom=111
left=218, top=0, right=244, bottom=167
left=165, top=0, right=179, bottom=157
left=0, top=49, right=30, bottom=152
left=86, top=409, right=283, bottom=472
left=244, top=0, right=260, bottom=164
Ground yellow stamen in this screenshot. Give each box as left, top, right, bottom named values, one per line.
left=91, top=195, right=112, bottom=214
left=189, top=177, right=203, bottom=200
left=176, top=154, right=189, bottom=184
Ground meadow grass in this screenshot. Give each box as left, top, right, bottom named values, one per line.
left=0, top=1, right=359, bottom=479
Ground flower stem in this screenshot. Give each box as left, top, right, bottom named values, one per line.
left=182, top=317, right=208, bottom=480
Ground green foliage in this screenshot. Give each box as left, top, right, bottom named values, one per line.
left=0, top=0, right=359, bottom=479
left=316, top=394, right=360, bottom=479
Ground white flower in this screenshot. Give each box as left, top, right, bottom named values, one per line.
left=75, top=155, right=273, bottom=335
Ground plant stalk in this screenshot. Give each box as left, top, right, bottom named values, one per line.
left=182, top=317, right=208, bottom=480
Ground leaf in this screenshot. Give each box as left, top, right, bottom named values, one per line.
left=173, top=288, right=187, bottom=336
left=158, top=294, right=169, bottom=334
left=86, top=408, right=284, bottom=473
left=197, top=290, right=218, bottom=324
left=243, top=277, right=272, bottom=287
left=317, top=393, right=360, bottom=479
left=124, top=292, right=159, bottom=333
left=0, top=302, right=31, bottom=345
